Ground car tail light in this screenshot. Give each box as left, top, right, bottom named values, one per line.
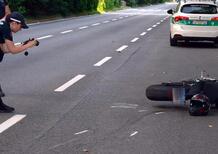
left=174, top=16, right=189, bottom=22
left=211, top=17, right=218, bottom=21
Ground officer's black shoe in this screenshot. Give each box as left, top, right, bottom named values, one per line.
left=0, top=100, right=14, bottom=113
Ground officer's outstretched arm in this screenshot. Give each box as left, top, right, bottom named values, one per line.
left=4, top=39, right=36, bottom=54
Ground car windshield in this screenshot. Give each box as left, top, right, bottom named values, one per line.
left=181, top=4, right=217, bottom=14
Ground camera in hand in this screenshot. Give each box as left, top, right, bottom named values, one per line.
left=23, top=38, right=40, bottom=56
left=23, top=38, right=39, bottom=46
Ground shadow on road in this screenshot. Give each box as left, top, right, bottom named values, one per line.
left=153, top=104, right=218, bottom=116
left=177, top=41, right=217, bottom=49
left=154, top=104, right=187, bottom=111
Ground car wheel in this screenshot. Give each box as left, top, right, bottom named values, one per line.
left=146, top=85, right=175, bottom=101
left=170, top=36, right=177, bottom=46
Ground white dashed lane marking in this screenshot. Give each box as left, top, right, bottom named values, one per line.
left=155, top=112, right=165, bottom=115
left=74, top=130, right=89, bottom=135
left=152, top=25, right=157, bottom=28
left=116, top=45, right=128, bottom=52
left=0, top=115, right=26, bottom=134
left=111, top=103, right=138, bottom=109
left=112, top=19, right=118, bottom=21
left=61, top=30, right=73, bottom=34
left=130, top=131, right=138, bottom=137
left=94, top=57, right=112, bottom=66
left=131, top=37, right=139, bottom=43
left=140, top=32, right=147, bottom=36
left=55, top=74, right=86, bottom=92
left=37, top=35, right=53, bottom=40
left=111, top=106, right=137, bottom=109
left=138, top=110, right=148, bottom=112
left=102, top=21, right=110, bottom=23
left=91, top=23, right=100, bottom=26
left=147, top=28, right=152, bottom=31
left=79, top=26, right=89, bottom=30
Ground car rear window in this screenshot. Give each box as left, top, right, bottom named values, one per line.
left=181, top=4, right=217, bottom=14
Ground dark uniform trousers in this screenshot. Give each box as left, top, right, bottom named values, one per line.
left=0, top=49, right=5, bottom=97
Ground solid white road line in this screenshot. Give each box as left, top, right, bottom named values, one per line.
left=130, top=131, right=138, bottom=137
left=79, top=26, right=88, bottom=30
left=61, top=30, right=73, bottom=34
left=147, top=28, right=152, bottom=31
left=140, top=32, right=147, bottom=36
left=74, top=130, right=89, bottom=135
left=116, top=45, right=128, bottom=52
left=55, top=74, right=86, bottom=92
left=94, top=57, right=112, bottom=66
left=0, top=115, right=26, bottom=134
left=37, top=35, right=53, bottom=40
left=91, top=23, right=100, bottom=26
left=131, top=37, right=139, bottom=43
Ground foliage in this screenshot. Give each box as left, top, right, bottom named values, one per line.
left=124, top=0, right=166, bottom=7
left=105, top=0, right=121, bottom=10
left=8, top=0, right=166, bottom=17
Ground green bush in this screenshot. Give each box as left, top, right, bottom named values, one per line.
left=125, top=0, right=137, bottom=7
left=9, top=0, right=99, bottom=17
left=124, top=0, right=166, bottom=6
left=105, top=0, right=121, bottom=10
left=8, top=0, right=165, bottom=18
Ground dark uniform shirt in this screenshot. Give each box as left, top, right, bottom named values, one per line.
left=0, top=20, right=12, bottom=62
left=0, top=0, right=8, bottom=5
left=0, top=0, right=8, bottom=4
left=0, top=0, right=8, bottom=19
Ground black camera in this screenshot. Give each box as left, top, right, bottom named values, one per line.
left=23, top=38, right=39, bottom=46
left=23, top=38, right=40, bottom=56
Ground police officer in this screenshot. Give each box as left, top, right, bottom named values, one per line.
left=0, top=0, right=11, bottom=97
left=0, top=12, right=37, bottom=112
left=0, top=0, right=11, bottom=18
left=0, top=0, right=11, bottom=20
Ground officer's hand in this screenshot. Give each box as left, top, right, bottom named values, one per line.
left=27, top=40, right=37, bottom=48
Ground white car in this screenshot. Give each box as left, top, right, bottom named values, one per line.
left=167, top=0, right=218, bottom=46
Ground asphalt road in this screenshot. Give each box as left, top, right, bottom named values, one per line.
left=1, top=2, right=218, bottom=154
